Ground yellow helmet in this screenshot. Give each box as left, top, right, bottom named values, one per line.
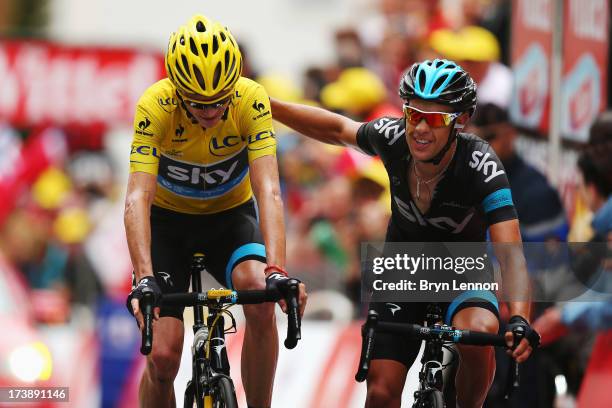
left=165, top=15, right=242, bottom=100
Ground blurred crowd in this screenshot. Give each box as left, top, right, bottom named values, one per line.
left=0, top=0, right=611, bottom=406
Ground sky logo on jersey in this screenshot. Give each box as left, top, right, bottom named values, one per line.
left=469, top=151, right=505, bottom=183
left=394, top=196, right=475, bottom=234
left=157, top=150, right=249, bottom=199
left=374, top=118, right=405, bottom=145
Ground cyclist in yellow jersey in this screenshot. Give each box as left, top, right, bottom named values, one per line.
left=125, top=15, right=307, bottom=408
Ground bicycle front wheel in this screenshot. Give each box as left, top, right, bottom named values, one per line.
left=211, top=376, right=238, bottom=408
left=425, top=389, right=445, bottom=408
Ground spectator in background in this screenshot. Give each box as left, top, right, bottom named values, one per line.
left=334, top=28, right=367, bottom=69
left=429, top=25, right=513, bottom=108
left=319, top=67, right=402, bottom=121
left=469, top=103, right=568, bottom=241
left=534, top=113, right=612, bottom=342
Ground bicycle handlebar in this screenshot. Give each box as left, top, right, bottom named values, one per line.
left=355, top=310, right=517, bottom=391
left=139, top=283, right=302, bottom=355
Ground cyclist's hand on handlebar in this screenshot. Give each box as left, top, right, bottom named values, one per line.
left=265, top=270, right=308, bottom=319
left=504, top=315, right=540, bottom=363
left=127, top=276, right=162, bottom=330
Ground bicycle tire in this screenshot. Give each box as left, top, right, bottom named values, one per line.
left=184, top=380, right=195, bottom=408
left=211, top=376, right=238, bottom=408
left=426, top=390, right=445, bottom=408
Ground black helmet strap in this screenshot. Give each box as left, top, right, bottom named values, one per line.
left=423, top=121, right=460, bottom=165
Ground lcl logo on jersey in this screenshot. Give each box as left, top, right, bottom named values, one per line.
left=469, top=151, right=505, bottom=183
left=131, top=145, right=160, bottom=158
left=374, top=118, right=405, bottom=145
left=158, top=97, right=178, bottom=112
left=210, top=135, right=241, bottom=156
left=247, top=130, right=275, bottom=147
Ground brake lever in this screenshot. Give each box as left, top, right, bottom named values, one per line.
left=504, top=326, right=524, bottom=399
left=355, top=310, right=378, bottom=382
left=140, top=291, right=154, bottom=355
left=283, top=279, right=301, bottom=349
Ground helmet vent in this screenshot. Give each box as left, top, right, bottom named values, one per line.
left=166, top=62, right=174, bottom=81
left=181, top=55, right=190, bottom=76
left=432, top=75, right=448, bottom=94
left=220, top=31, right=226, bottom=42
left=172, top=40, right=177, bottom=53
left=193, top=65, right=206, bottom=91
left=174, top=61, right=188, bottom=84
left=180, top=36, right=185, bottom=46
left=201, top=44, right=208, bottom=57
left=212, top=35, right=219, bottom=54
left=189, top=38, right=198, bottom=56
left=196, top=21, right=206, bottom=32
left=227, top=52, right=236, bottom=77
left=435, top=60, right=444, bottom=68
left=417, top=70, right=427, bottom=92
left=213, top=62, right=222, bottom=89
left=227, top=59, right=239, bottom=85
left=224, top=50, right=230, bottom=73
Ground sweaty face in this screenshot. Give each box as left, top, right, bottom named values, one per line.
left=404, top=99, right=458, bottom=162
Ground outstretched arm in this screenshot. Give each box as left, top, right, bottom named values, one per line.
left=270, top=98, right=362, bottom=148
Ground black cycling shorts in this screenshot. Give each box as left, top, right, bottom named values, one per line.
left=370, top=291, right=500, bottom=368
left=135, top=200, right=266, bottom=320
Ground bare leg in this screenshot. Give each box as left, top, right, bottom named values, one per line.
left=452, top=307, right=499, bottom=408
left=232, top=260, right=278, bottom=408
left=139, top=317, right=184, bottom=408
left=365, top=359, right=408, bottom=408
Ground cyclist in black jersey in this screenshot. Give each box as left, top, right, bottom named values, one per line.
left=271, top=59, right=538, bottom=408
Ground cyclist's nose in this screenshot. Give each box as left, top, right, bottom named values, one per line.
left=415, top=118, right=431, bottom=132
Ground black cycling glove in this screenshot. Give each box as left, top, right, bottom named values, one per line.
left=126, top=276, right=162, bottom=316
left=265, top=272, right=300, bottom=294
left=507, top=315, right=541, bottom=348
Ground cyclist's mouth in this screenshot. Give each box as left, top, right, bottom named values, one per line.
left=410, top=136, right=433, bottom=151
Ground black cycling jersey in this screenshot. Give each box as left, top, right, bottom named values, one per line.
left=356, top=116, right=517, bottom=242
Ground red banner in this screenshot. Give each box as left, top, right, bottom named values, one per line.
left=0, top=40, right=165, bottom=127
left=561, top=0, right=609, bottom=142
left=510, top=0, right=609, bottom=139
left=510, top=0, right=554, bottom=134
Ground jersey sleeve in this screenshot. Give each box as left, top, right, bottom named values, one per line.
left=239, top=83, right=277, bottom=162
left=356, top=116, right=406, bottom=158
left=470, top=142, right=517, bottom=225
left=129, top=92, right=166, bottom=176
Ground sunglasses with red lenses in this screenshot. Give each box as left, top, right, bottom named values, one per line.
left=403, top=106, right=461, bottom=128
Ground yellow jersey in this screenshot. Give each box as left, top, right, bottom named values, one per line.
left=129, top=77, right=276, bottom=214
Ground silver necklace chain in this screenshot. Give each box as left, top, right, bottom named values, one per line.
left=412, top=145, right=456, bottom=200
